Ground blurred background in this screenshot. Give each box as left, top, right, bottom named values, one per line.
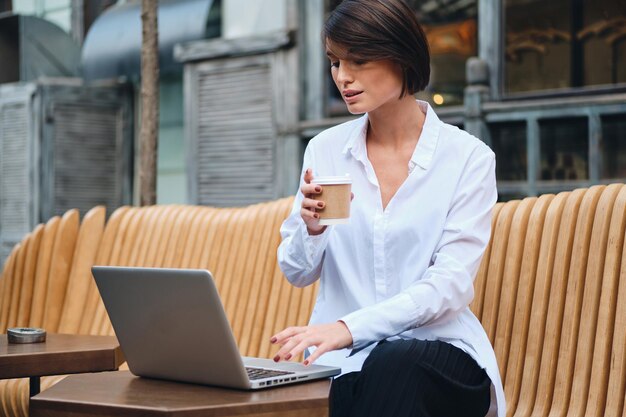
left=0, top=0, right=625, bottom=266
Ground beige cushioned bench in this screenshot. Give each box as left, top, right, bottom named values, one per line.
left=1, top=185, right=626, bottom=417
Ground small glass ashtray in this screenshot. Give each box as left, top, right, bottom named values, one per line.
left=7, top=328, right=47, bottom=344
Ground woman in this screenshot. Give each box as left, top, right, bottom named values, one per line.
left=271, top=0, right=504, bottom=416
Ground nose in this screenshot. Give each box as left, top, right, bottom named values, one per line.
left=335, top=61, right=353, bottom=86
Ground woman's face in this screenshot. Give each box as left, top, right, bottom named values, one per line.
left=326, top=41, right=405, bottom=115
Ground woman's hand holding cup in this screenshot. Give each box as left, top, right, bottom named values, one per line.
left=301, top=168, right=326, bottom=236
left=301, top=169, right=354, bottom=236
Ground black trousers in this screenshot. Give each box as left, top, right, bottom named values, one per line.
left=329, top=339, right=491, bottom=417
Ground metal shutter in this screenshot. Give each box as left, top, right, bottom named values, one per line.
left=39, top=83, right=132, bottom=221
left=50, top=103, right=121, bottom=216
left=193, top=57, right=276, bottom=207
left=0, top=97, right=34, bottom=267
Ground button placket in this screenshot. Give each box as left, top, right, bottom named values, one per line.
left=373, top=212, right=386, bottom=301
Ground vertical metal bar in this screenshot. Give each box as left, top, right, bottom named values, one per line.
left=300, top=0, right=325, bottom=121
left=479, top=0, right=503, bottom=99
left=588, top=111, right=601, bottom=182
left=527, top=117, right=540, bottom=196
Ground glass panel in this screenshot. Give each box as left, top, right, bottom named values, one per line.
left=11, top=0, right=37, bottom=14
left=43, top=8, right=71, bottom=32
left=539, top=118, right=588, bottom=180
left=505, top=0, right=626, bottom=93
left=489, top=121, right=527, bottom=181
left=581, top=0, right=626, bottom=86
left=43, top=0, right=70, bottom=11
left=601, top=114, right=626, bottom=179
left=505, top=0, right=571, bottom=93
left=414, top=0, right=477, bottom=108
left=326, top=0, right=477, bottom=114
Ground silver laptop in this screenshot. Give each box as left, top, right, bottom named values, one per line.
left=91, top=266, right=341, bottom=389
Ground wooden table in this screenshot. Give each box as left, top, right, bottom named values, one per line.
left=0, top=333, right=124, bottom=396
left=30, top=370, right=332, bottom=417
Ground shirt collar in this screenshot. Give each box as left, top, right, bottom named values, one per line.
left=341, top=100, right=441, bottom=171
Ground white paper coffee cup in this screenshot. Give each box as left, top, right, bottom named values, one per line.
left=311, top=175, right=352, bottom=225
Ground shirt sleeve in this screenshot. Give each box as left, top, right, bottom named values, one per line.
left=341, top=148, right=497, bottom=349
left=277, top=144, right=333, bottom=288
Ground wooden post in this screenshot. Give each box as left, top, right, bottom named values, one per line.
left=139, top=0, right=159, bottom=206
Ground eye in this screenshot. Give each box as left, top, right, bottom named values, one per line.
left=330, top=61, right=340, bottom=69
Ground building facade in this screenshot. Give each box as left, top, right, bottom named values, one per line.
left=1, top=0, right=625, bottom=210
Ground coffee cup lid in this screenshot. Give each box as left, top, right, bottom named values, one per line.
left=312, top=175, right=352, bottom=185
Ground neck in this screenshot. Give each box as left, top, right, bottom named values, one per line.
left=366, top=97, right=426, bottom=149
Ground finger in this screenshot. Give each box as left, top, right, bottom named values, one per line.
left=274, top=336, right=303, bottom=361
left=270, top=326, right=306, bottom=345
left=303, top=168, right=313, bottom=184
left=302, top=198, right=324, bottom=210
left=301, top=183, right=322, bottom=197
left=303, top=344, right=328, bottom=366
left=288, top=338, right=319, bottom=362
left=300, top=208, right=320, bottom=222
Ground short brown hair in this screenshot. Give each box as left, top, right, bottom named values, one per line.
left=323, top=0, right=430, bottom=97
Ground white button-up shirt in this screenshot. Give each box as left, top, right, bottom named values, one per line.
left=277, top=101, right=505, bottom=416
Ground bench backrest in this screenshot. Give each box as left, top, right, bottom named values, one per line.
left=1, top=186, right=626, bottom=417
left=471, top=184, right=626, bottom=417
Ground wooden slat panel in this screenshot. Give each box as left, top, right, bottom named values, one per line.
left=547, top=185, right=604, bottom=417
left=28, top=216, right=61, bottom=329
left=567, top=184, right=622, bottom=416
left=471, top=203, right=504, bottom=321
left=7, top=234, right=31, bottom=329
left=57, top=206, right=106, bottom=334
left=195, top=63, right=276, bottom=207
left=16, top=224, right=44, bottom=326
left=510, top=191, right=569, bottom=417
left=0, top=245, right=19, bottom=332
left=481, top=200, right=520, bottom=345
left=585, top=185, right=626, bottom=416
left=503, top=193, right=553, bottom=417
left=529, top=188, right=585, bottom=417
left=493, top=196, right=536, bottom=382
left=42, top=209, right=80, bottom=333
left=81, top=206, right=130, bottom=335
left=184, top=208, right=219, bottom=269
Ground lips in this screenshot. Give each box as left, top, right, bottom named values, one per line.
left=343, top=90, right=363, bottom=98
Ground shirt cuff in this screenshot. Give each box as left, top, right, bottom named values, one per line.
left=340, top=292, right=419, bottom=350
left=301, top=221, right=333, bottom=264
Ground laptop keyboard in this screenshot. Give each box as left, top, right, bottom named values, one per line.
left=246, top=367, right=295, bottom=380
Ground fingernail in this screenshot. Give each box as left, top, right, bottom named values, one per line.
left=285, top=353, right=292, bottom=360
left=314, top=213, right=319, bottom=219
left=270, top=337, right=277, bottom=343
left=315, top=186, right=321, bottom=192
left=317, top=202, right=324, bottom=208
left=306, top=169, right=311, bottom=174
left=273, top=356, right=280, bottom=362
left=303, top=360, right=309, bottom=366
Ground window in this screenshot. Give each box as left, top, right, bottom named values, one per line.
left=505, top=0, right=626, bottom=94
left=602, top=114, right=626, bottom=179
left=489, top=121, right=527, bottom=181
left=539, top=117, right=588, bottom=180
left=12, top=0, right=71, bottom=32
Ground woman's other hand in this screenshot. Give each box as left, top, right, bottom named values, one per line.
left=270, top=322, right=353, bottom=365
left=300, top=168, right=327, bottom=235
